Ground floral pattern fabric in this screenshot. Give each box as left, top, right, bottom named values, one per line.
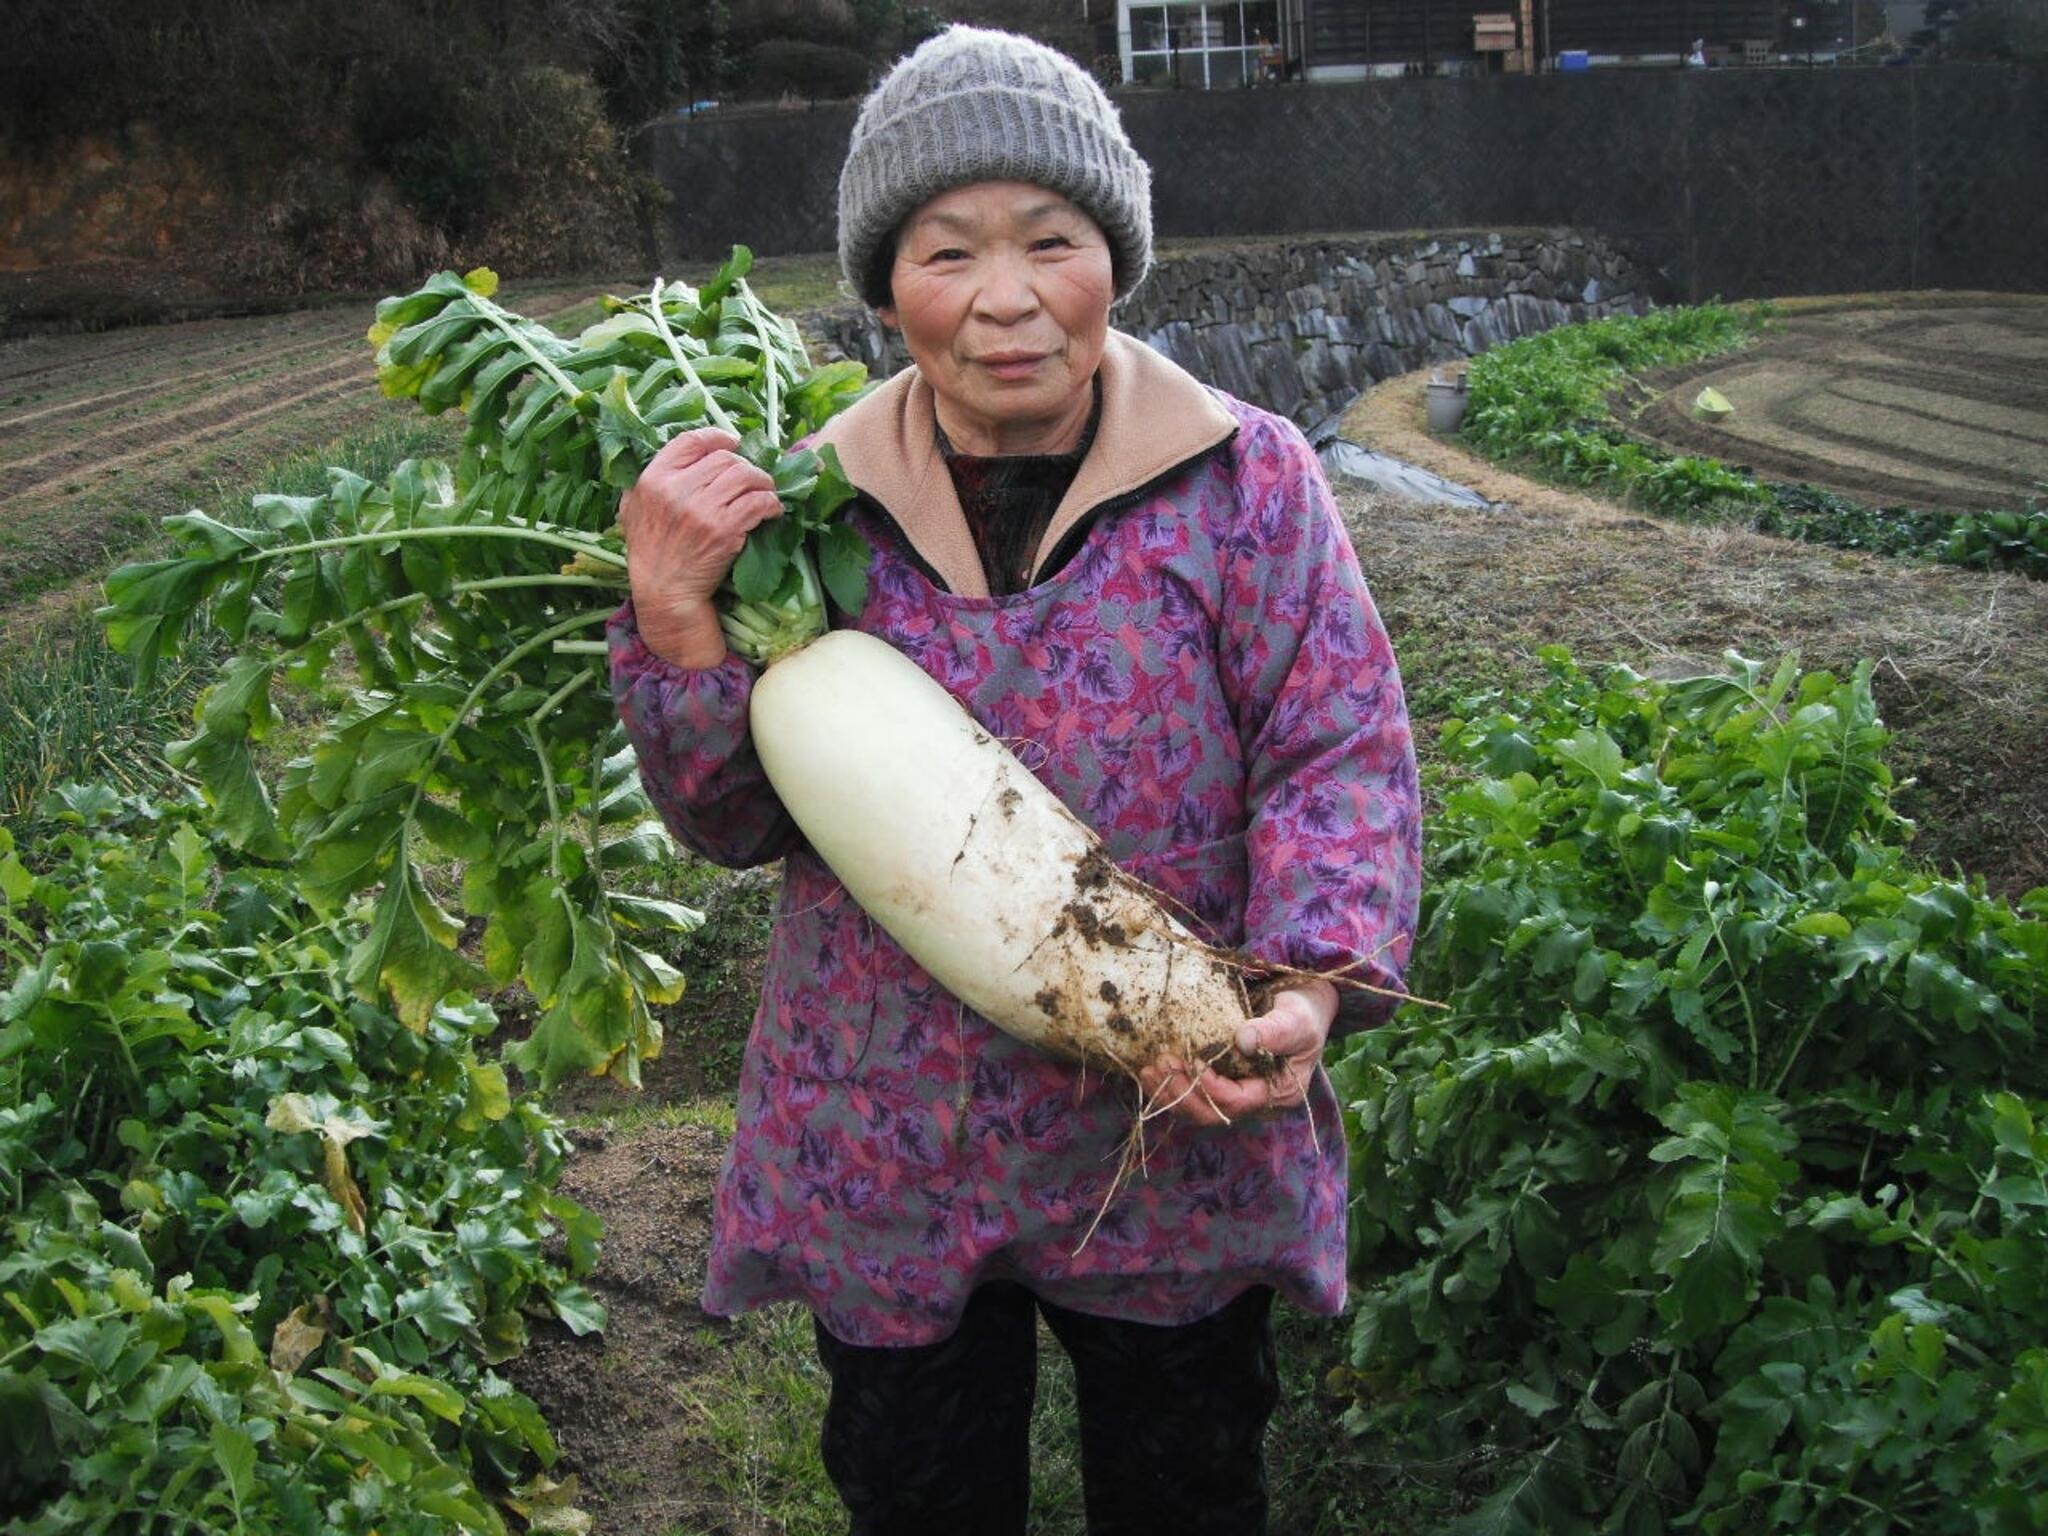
left=609, top=391, right=1422, bottom=1346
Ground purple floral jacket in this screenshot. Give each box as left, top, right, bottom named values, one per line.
left=610, top=332, right=1421, bottom=1346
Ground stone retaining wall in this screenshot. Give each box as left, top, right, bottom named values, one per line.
left=800, top=228, right=1653, bottom=430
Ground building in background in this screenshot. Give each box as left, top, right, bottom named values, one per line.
left=1112, top=0, right=1791, bottom=83
left=1118, top=1, right=1294, bottom=86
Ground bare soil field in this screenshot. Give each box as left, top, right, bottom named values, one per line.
left=0, top=282, right=603, bottom=608
left=1627, top=296, right=2048, bottom=510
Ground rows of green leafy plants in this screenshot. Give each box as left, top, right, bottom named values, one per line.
left=1, top=790, right=602, bottom=1532
left=1458, top=308, right=2048, bottom=580
left=1456, top=304, right=1772, bottom=514
left=1753, top=483, right=2048, bottom=579
left=1333, top=649, right=2048, bottom=1534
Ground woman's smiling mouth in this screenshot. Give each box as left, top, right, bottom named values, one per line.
left=975, top=351, right=1048, bottom=379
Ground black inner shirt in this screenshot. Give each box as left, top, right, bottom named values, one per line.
left=935, top=381, right=1102, bottom=597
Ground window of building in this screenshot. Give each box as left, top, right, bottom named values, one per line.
left=1126, top=1, right=1281, bottom=87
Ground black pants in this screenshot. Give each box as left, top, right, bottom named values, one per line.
left=811, top=1281, right=1279, bottom=1536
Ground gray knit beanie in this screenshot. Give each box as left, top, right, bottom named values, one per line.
left=838, top=25, right=1153, bottom=308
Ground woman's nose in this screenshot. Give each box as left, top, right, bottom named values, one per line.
left=972, top=252, right=1040, bottom=323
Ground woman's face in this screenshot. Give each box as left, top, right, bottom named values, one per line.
left=879, top=180, right=1115, bottom=457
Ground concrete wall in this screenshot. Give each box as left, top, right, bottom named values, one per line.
left=802, top=228, right=1654, bottom=429
left=652, top=64, right=2048, bottom=303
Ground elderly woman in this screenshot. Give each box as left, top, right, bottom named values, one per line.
left=609, top=25, right=1421, bottom=1536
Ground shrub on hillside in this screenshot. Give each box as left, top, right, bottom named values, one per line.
left=451, top=66, right=641, bottom=276
left=746, top=39, right=877, bottom=101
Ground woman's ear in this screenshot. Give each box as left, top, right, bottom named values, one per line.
left=876, top=304, right=899, bottom=331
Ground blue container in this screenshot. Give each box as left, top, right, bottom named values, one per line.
left=1559, top=50, right=1590, bottom=71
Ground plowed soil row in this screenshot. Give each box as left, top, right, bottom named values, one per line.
left=0, top=286, right=600, bottom=607
left=0, top=307, right=375, bottom=403
left=1629, top=300, right=2048, bottom=510
left=1, top=352, right=374, bottom=495
left=4, top=325, right=368, bottom=433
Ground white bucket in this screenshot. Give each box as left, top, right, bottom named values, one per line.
left=1425, top=375, right=1469, bottom=435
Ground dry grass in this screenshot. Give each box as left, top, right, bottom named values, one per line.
left=1340, top=369, right=2048, bottom=897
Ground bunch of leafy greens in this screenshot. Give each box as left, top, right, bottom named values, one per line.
left=97, top=251, right=870, bottom=1088
left=1, top=790, right=599, bottom=1534
left=1332, top=649, right=2048, bottom=1535
left=1939, top=500, right=2048, bottom=580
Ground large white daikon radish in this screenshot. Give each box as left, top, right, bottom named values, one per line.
left=750, top=629, right=1256, bottom=1077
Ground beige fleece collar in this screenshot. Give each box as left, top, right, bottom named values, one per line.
left=815, top=329, right=1238, bottom=598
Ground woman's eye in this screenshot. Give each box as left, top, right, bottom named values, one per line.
left=927, top=247, right=970, bottom=263
left=1031, top=236, right=1072, bottom=252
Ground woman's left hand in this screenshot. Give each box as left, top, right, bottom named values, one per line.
left=1137, top=979, right=1337, bottom=1127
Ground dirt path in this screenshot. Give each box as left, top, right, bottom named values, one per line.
left=505, top=1123, right=749, bottom=1536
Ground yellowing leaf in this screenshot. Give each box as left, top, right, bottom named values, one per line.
left=323, top=1138, right=369, bottom=1236
left=346, top=856, right=488, bottom=1030
left=269, top=1303, right=329, bottom=1376
left=265, top=1092, right=321, bottom=1135
left=1790, top=911, right=1853, bottom=939
left=463, top=266, right=500, bottom=297
left=185, top=1293, right=261, bottom=1366
left=368, top=1368, right=466, bottom=1423
left=462, top=1062, right=513, bottom=1126
left=265, top=1095, right=379, bottom=1235
left=508, top=1473, right=595, bottom=1534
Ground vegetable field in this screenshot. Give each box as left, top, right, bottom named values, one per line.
left=4, top=278, right=2048, bottom=1534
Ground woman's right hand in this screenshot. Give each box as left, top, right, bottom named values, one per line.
left=618, top=427, right=784, bottom=669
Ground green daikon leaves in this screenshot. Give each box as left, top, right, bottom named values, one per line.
left=97, top=253, right=868, bottom=1087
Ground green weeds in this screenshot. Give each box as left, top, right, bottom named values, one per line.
left=662, top=1303, right=1100, bottom=1536
left=0, top=620, right=222, bottom=823
left=673, top=1307, right=839, bottom=1536
left=1335, top=648, right=2048, bottom=1534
